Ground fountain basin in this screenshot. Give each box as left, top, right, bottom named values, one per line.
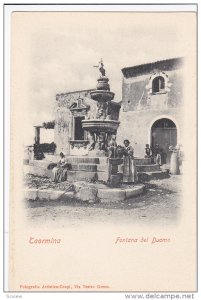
left=90, top=90, right=115, bottom=101
left=82, top=119, right=120, bottom=133
left=97, top=76, right=110, bottom=90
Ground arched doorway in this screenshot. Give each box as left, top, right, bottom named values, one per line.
left=151, top=118, right=177, bottom=164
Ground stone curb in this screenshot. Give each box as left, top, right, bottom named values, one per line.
left=97, top=184, right=144, bottom=203
left=24, top=184, right=144, bottom=202
left=98, top=188, right=126, bottom=202
left=24, top=188, right=39, bottom=200
left=24, top=188, right=74, bottom=201
left=124, top=185, right=144, bottom=199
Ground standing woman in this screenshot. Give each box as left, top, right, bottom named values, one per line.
left=123, top=139, right=138, bottom=183
left=169, top=145, right=180, bottom=175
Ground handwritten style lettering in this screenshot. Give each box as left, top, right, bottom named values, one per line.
left=29, top=237, right=61, bottom=244
left=115, top=237, right=138, bottom=244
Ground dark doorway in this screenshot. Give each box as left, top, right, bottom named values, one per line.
left=74, top=117, right=85, bottom=140
left=151, top=118, right=177, bottom=164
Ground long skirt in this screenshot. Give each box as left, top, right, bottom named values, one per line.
left=123, top=156, right=138, bottom=183
left=154, top=154, right=162, bottom=165
left=52, top=167, right=67, bottom=183
left=170, top=152, right=180, bottom=175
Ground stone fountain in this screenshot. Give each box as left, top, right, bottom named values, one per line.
left=82, top=60, right=123, bottom=186
left=82, top=60, right=121, bottom=157
left=25, top=61, right=147, bottom=199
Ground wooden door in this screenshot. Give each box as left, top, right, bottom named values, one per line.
left=151, top=119, right=177, bottom=164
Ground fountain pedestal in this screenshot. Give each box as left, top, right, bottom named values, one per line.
left=107, top=158, right=123, bottom=187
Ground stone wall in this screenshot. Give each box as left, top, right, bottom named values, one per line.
left=117, top=59, right=184, bottom=158
left=121, top=69, right=183, bottom=112
left=54, top=89, right=96, bottom=155
left=54, top=58, right=184, bottom=159
left=117, top=108, right=183, bottom=158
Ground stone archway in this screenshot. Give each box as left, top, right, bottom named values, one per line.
left=151, top=118, right=177, bottom=164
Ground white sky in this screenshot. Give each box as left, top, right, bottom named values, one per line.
left=11, top=11, right=195, bottom=144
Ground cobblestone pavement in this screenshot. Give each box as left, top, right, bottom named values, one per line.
left=25, top=175, right=182, bottom=227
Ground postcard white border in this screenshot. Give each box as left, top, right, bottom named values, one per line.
left=2, top=1, right=199, bottom=300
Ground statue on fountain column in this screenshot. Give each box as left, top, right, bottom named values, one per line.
left=99, top=60, right=106, bottom=77
left=93, top=59, right=106, bottom=77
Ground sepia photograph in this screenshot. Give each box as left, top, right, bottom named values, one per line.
left=5, top=4, right=197, bottom=295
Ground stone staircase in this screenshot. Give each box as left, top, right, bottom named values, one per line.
left=25, top=155, right=168, bottom=182
left=135, top=158, right=168, bottom=181
left=26, top=156, right=108, bottom=182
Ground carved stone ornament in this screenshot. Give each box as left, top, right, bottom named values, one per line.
left=69, top=98, right=90, bottom=116
left=69, top=140, right=89, bottom=149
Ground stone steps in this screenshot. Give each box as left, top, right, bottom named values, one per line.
left=24, top=165, right=52, bottom=178
left=67, top=170, right=98, bottom=182
left=44, top=154, right=60, bottom=162
left=71, top=163, right=98, bottom=172
left=136, top=164, right=160, bottom=172
left=29, top=160, right=51, bottom=169
left=25, top=163, right=108, bottom=183
left=25, top=165, right=168, bottom=183
left=67, top=156, right=100, bottom=164
left=43, top=156, right=152, bottom=165
left=25, top=165, right=108, bottom=183
left=138, top=171, right=169, bottom=181
left=97, top=164, right=108, bottom=172
left=134, top=158, right=152, bottom=165
left=26, top=156, right=168, bottom=183
left=32, top=157, right=152, bottom=167
left=44, top=155, right=100, bottom=164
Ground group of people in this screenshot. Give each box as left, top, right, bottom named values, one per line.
left=145, top=143, right=166, bottom=165
left=52, top=139, right=172, bottom=184
left=52, top=139, right=138, bottom=184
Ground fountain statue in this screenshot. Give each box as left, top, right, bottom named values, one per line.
left=82, top=60, right=121, bottom=157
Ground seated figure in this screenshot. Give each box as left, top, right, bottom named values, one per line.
left=145, top=144, right=152, bottom=158
left=52, top=152, right=70, bottom=183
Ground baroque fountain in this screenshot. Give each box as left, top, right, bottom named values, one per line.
left=24, top=60, right=145, bottom=202
left=81, top=60, right=123, bottom=186
left=82, top=59, right=121, bottom=158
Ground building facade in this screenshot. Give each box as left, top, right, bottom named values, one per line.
left=117, top=57, right=184, bottom=163
left=53, top=57, right=184, bottom=163
left=54, top=89, right=96, bottom=156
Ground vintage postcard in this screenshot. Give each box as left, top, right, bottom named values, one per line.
left=5, top=4, right=197, bottom=295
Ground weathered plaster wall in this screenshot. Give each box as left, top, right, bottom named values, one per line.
left=117, top=108, right=183, bottom=157
left=121, top=69, right=183, bottom=112
left=54, top=59, right=184, bottom=159
left=117, top=64, right=184, bottom=158
left=54, top=90, right=96, bottom=155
